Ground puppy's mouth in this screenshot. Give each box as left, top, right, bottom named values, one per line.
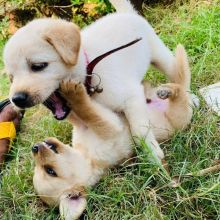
left=43, top=91, right=70, bottom=120
left=43, top=141, right=58, bottom=154
left=32, top=140, right=58, bottom=155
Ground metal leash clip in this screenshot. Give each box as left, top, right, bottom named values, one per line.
left=87, top=73, right=103, bottom=95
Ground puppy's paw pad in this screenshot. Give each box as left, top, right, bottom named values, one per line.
left=157, top=89, right=172, bottom=99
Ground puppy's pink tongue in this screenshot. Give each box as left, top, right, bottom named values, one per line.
left=43, top=92, right=70, bottom=120
left=50, top=93, right=65, bottom=119
left=54, top=102, right=65, bottom=119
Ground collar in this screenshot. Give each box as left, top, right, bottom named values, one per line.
left=84, top=38, right=142, bottom=95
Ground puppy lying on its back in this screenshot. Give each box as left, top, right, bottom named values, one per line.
left=32, top=45, right=193, bottom=220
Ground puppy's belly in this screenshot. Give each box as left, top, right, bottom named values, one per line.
left=146, top=99, right=173, bottom=141
left=73, top=126, right=132, bottom=166
left=147, top=98, right=169, bottom=112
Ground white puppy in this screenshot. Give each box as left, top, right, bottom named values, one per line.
left=4, top=0, right=177, bottom=159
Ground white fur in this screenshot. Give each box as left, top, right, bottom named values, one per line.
left=108, top=0, right=137, bottom=13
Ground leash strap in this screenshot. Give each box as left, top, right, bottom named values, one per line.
left=0, top=122, right=16, bottom=141
left=85, top=38, right=142, bottom=95
left=0, top=98, right=11, bottom=113
left=0, top=99, right=17, bottom=151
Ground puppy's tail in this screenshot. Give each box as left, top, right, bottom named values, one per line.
left=109, top=0, right=137, bottom=14
left=173, top=44, right=191, bottom=90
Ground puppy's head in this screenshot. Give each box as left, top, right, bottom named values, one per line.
left=32, top=137, right=89, bottom=219
left=3, top=18, right=81, bottom=120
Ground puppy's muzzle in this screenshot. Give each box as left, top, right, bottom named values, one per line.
left=32, top=141, right=58, bottom=155
left=12, top=92, right=34, bottom=109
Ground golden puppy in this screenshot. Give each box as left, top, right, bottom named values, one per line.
left=32, top=45, right=193, bottom=219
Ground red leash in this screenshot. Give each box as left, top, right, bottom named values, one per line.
left=84, top=38, right=142, bottom=95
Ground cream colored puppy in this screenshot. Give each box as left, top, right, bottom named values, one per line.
left=3, top=0, right=179, bottom=160
left=32, top=45, right=193, bottom=219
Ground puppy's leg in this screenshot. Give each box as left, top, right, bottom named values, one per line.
left=147, top=31, right=177, bottom=82
left=157, top=83, right=192, bottom=129
left=124, top=85, right=164, bottom=160
left=60, top=81, right=122, bottom=139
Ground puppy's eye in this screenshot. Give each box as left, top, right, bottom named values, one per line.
left=44, top=165, right=57, bottom=177
left=31, top=62, right=48, bottom=72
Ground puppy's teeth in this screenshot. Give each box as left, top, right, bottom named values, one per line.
left=43, top=141, right=50, bottom=148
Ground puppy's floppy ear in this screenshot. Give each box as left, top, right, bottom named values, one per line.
left=59, top=186, right=87, bottom=220
left=44, top=21, right=81, bottom=66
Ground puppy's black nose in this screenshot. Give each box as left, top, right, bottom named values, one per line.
left=32, top=145, right=39, bottom=154
left=12, top=92, right=29, bottom=108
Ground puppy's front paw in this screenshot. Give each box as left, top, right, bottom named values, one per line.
left=73, top=82, right=87, bottom=98
left=60, top=80, right=76, bottom=97
left=60, top=80, right=88, bottom=105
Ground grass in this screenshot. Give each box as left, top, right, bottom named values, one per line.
left=0, top=0, right=220, bottom=219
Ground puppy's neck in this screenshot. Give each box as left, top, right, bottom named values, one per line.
left=74, top=145, right=109, bottom=186
left=70, top=47, right=87, bottom=82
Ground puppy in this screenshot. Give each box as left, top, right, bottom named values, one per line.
left=4, top=0, right=179, bottom=160
left=32, top=45, right=193, bottom=219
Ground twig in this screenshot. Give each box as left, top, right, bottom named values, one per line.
left=48, top=4, right=75, bottom=8
left=170, top=163, right=220, bottom=187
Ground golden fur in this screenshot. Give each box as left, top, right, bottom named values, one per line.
left=45, top=22, right=81, bottom=65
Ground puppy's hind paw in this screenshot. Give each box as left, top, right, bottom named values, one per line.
left=157, top=88, right=172, bottom=100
